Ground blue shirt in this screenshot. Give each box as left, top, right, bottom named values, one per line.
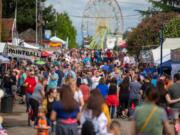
left=97, top=84, right=109, bottom=98
left=83, top=57, right=91, bottom=64
left=52, top=101, right=79, bottom=119
left=48, top=73, right=59, bottom=89
left=151, top=79, right=157, bottom=87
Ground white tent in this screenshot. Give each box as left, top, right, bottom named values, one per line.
left=12, top=38, right=39, bottom=49
left=23, top=42, right=39, bottom=49
left=0, top=43, right=6, bottom=53
left=50, top=36, right=66, bottom=44
left=0, top=55, right=10, bottom=64
left=152, top=38, right=180, bottom=65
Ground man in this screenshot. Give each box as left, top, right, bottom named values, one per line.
left=24, top=71, right=36, bottom=111
left=129, top=75, right=142, bottom=108
left=64, top=64, right=76, bottom=80
left=79, top=78, right=90, bottom=103
left=47, top=67, right=59, bottom=90
left=167, top=73, right=180, bottom=134
left=55, top=66, right=64, bottom=87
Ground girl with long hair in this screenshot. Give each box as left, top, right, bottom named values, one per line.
left=51, top=85, right=79, bottom=135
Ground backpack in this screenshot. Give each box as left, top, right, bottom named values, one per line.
left=81, top=120, right=96, bottom=135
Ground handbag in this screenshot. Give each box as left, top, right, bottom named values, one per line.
left=139, top=106, right=158, bottom=133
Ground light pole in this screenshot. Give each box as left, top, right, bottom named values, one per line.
left=36, top=0, right=38, bottom=46
left=160, top=27, right=164, bottom=75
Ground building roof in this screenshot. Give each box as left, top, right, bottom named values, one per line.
left=19, top=28, right=36, bottom=42
left=2, top=18, right=14, bottom=42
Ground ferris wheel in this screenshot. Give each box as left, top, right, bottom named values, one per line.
left=82, top=0, right=124, bottom=49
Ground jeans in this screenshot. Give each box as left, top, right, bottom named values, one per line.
left=25, top=93, right=32, bottom=111
left=109, top=106, right=116, bottom=118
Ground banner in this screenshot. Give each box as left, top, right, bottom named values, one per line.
left=6, top=45, right=41, bottom=60
left=44, top=30, right=52, bottom=40
left=171, top=48, right=180, bottom=62
left=106, top=37, right=116, bottom=49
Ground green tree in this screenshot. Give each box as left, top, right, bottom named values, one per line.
left=164, top=17, right=180, bottom=38
left=2, top=0, right=15, bottom=18
left=127, top=12, right=179, bottom=55
left=138, top=0, right=180, bottom=16
left=2, top=0, right=57, bottom=33
left=56, top=12, right=77, bottom=48
left=43, top=5, right=57, bottom=32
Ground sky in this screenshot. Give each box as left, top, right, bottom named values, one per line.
left=46, top=0, right=150, bottom=44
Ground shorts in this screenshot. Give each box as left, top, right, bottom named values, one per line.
left=172, top=108, right=180, bottom=119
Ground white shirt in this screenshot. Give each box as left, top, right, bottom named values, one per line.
left=74, top=90, right=83, bottom=103
left=124, top=56, right=130, bottom=64
left=80, top=110, right=108, bottom=135
left=91, top=76, right=101, bottom=89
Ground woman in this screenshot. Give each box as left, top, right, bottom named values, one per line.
left=42, top=88, right=57, bottom=120
left=106, top=78, right=119, bottom=118
left=132, top=87, right=171, bottom=135
left=80, top=89, right=108, bottom=135
left=29, top=76, right=45, bottom=122
left=66, top=78, right=84, bottom=108
left=156, top=80, right=167, bottom=108
left=119, top=77, right=130, bottom=118
left=51, top=85, right=79, bottom=135
left=96, top=78, right=109, bottom=99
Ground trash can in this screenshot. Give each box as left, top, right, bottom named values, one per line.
left=1, top=95, right=13, bottom=113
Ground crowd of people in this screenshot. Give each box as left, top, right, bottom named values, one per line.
left=0, top=48, right=179, bottom=135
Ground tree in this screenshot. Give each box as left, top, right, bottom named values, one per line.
left=56, top=12, right=77, bottom=48
left=2, top=0, right=57, bottom=33
left=138, top=0, right=180, bottom=16
left=164, top=17, right=180, bottom=38
left=2, top=0, right=15, bottom=18
left=127, top=12, right=179, bottom=55
left=148, top=0, right=180, bottom=12
left=42, top=5, right=56, bottom=32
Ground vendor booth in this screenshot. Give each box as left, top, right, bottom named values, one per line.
left=152, top=38, right=180, bottom=65
left=49, top=36, right=66, bottom=47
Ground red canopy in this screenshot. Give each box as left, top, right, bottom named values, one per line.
left=41, top=51, right=53, bottom=57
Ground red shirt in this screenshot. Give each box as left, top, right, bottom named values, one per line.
left=25, top=77, right=36, bottom=94
left=106, top=51, right=112, bottom=58
left=79, top=84, right=90, bottom=102
left=106, top=95, right=119, bottom=107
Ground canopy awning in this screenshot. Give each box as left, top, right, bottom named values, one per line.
left=50, top=36, right=66, bottom=44
left=0, top=55, right=10, bottom=64
left=0, top=43, right=6, bottom=53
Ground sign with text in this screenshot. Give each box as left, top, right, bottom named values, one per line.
left=6, top=45, right=41, bottom=60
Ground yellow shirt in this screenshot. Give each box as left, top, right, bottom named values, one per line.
left=102, top=103, right=111, bottom=125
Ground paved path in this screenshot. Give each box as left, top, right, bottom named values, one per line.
left=0, top=103, right=175, bottom=135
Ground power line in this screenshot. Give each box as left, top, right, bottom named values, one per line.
left=70, top=14, right=141, bottom=19
left=117, top=1, right=148, bottom=6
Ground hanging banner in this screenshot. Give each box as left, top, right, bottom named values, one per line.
left=6, top=45, right=41, bottom=60
left=106, top=37, right=116, bottom=49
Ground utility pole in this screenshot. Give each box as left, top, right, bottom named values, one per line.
left=0, top=0, right=2, bottom=41
left=36, top=0, right=38, bottom=46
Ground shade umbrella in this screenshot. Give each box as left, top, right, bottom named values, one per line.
left=35, top=60, right=46, bottom=65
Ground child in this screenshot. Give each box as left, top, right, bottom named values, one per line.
left=0, top=116, right=8, bottom=135
left=109, top=121, right=121, bottom=135
left=35, top=107, right=50, bottom=135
